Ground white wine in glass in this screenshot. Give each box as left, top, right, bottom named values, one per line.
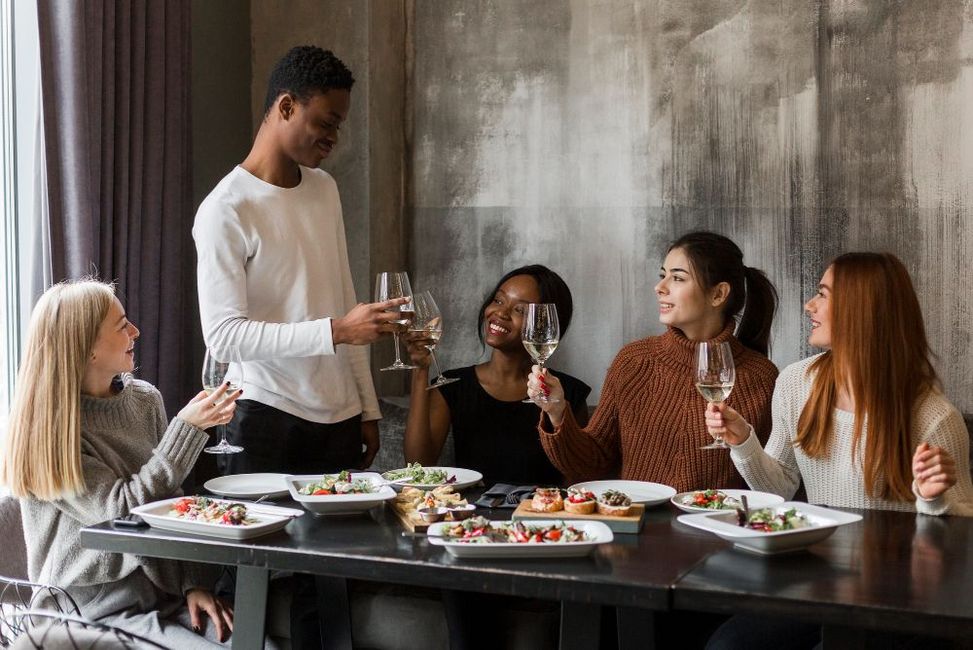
left=202, top=345, right=244, bottom=455
left=696, top=341, right=735, bottom=450
left=522, top=303, right=560, bottom=404
left=375, top=271, right=417, bottom=371
left=408, top=290, right=459, bottom=389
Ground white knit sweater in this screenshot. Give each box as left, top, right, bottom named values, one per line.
left=730, top=354, right=973, bottom=516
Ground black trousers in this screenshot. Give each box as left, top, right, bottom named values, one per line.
left=217, top=399, right=363, bottom=475
left=218, top=400, right=363, bottom=650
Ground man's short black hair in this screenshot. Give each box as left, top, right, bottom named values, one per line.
left=263, top=46, right=355, bottom=115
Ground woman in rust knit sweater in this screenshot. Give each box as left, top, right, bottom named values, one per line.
left=528, top=231, right=780, bottom=492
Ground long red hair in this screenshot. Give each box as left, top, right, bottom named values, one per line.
left=794, top=253, right=938, bottom=501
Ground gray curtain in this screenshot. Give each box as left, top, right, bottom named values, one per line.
left=36, top=0, right=196, bottom=415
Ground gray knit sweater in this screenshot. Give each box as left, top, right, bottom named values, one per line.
left=20, top=377, right=218, bottom=618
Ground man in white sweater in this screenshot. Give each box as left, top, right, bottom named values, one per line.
left=194, top=46, right=403, bottom=478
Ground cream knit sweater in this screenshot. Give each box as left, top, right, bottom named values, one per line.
left=730, top=354, right=973, bottom=516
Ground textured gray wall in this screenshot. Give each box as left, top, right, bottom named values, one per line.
left=410, top=0, right=973, bottom=411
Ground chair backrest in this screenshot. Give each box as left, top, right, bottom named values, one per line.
left=0, top=499, right=26, bottom=582
left=4, top=609, right=168, bottom=649
left=0, top=578, right=81, bottom=646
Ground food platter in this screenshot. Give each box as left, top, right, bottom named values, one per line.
left=130, top=496, right=303, bottom=540
left=203, top=473, right=290, bottom=500
left=285, top=473, right=396, bottom=515
left=676, top=502, right=862, bottom=555
left=670, top=489, right=785, bottom=514
left=426, top=519, right=613, bottom=559
left=381, top=466, right=483, bottom=491
left=567, top=480, right=675, bottom=507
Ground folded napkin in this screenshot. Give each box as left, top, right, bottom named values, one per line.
left=474, top=484, right=538, bottom=509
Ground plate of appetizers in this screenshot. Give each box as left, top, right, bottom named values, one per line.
left=513, top=487, right=646, bottom=534
left=203, top=473, right=290, bottom=500
left=285, top=471, right=396, bottom=515
left=130, top=496, right=303, bottom=540
left=568, top=480, right=676, bottom=507
left=670, top=489, right=785, bottom=514
left=381, top=463, right=483, bottom=491
left=676, top=502, right=862, bottom=555
left=426, top=516, right=613, bottom=558
left=390, top=485, right=472, bottom=531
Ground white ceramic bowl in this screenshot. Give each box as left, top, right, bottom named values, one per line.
left=285, top=472, right=396, bottom=515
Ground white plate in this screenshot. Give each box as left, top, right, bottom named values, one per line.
left=677, top=502, right=862, bottom=555
left=286, top=473, right=397, bottom=515
left=427, top=519, right=613, bottom=558
left=670, top=489, right=785, bottom=514
left=381, top=467, right=483, bottom=491
left=130, top=497, right=303, bottom=540
left=568, top=480, right=676, bottom=507
left=204, top=473, right=289, bottom=500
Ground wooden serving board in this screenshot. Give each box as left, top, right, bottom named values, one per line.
left=511, top=499, right=646, bottom=534
left=389, top=502, right=430, bottom=533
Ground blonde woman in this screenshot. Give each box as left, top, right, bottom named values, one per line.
left=1, top=279, right=247, bottom=648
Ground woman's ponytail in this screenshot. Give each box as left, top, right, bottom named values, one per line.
left=737, top=266, right=778, bottom=356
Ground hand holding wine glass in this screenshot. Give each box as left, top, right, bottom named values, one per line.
left=522, top=303, right=560, bottom=404
left=407, top=291, right=459, bottom=389
left=696, top=341, right=736, bottom=450
left=202, top=345, right=244, bottom=454
left=375, top=272, right=417, bottom=371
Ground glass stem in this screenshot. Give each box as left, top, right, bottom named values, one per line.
left=392, top=332, right=403, bottom=363
left=429, top=349, right=443, bottom=381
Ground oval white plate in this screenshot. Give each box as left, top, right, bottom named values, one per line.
left=676, top=502, right=862, bottom=555
left=670, top=489, right=785, bottom=514
left=427, top=519, right=613, bottom=558
left=381, top=467, right=483, bottom=491
left=204, top=473, right=290, bottom=500
left=567, top=480, right=676, bottom=507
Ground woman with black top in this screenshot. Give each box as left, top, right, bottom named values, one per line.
left=404, top=264, right=590, bottom=485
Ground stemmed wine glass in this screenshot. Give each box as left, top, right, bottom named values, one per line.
left=375, top=271, right=417, bottom=371
left=522, top=303, right=560, bottom=403
left=696, top=341, right=736, bottom=450
left=408, top=291, right=459, bottom=389
left=202, top=345, right=244, bottom=455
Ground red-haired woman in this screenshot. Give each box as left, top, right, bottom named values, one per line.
left=706, top=252, right=973, bottom=515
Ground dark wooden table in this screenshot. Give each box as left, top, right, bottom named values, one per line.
left=80, top=502, right=725, bottom=650
left=81, top=503, right=973, bottom=650
left=672, top=508, right=973, bottom=648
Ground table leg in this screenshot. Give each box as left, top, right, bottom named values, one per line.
left=232, top=566, right=268, bottom=650
left=821, top=625, right=866, bottom=650
left=617, top=606, right=655, bottom=650
left=560, top=601, right=601, bottom=650
left=316, top=576, right=353, bottom=650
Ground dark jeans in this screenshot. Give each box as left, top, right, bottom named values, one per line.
left=706, top=615, right=821, bottom=650
left=217, top=399, right=363, bottom=475
left=218, top=400, right=363, bottom=650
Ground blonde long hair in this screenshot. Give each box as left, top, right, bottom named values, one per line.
left=794, top=253, right=938, bottom=501
left=1, top=279, right=116, bottom=500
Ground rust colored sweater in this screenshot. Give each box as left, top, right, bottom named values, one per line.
left=539, top=323, right=778, bottom=492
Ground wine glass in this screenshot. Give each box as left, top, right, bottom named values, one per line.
left=375, top=271, right=417, bottom=371
left=408, top=291, right=459, bottom=389
left=696, top=341, right=736, bottom=450
left=522, top=303, right=560, bottom=404
left=202, top=345, right=244, bottom=455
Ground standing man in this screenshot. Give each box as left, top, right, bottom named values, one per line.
left=194, top=46, right=401, bottom=477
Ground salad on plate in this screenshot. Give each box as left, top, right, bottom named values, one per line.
left=440, top=516, right=589, bottom=544
left=298, top=470, right=375, bottom=496
left=383, top=462, right=456, bottom=485
left=738, top=507, right=812, bottom=532
left=683, top=489, right=740, bottom=510
left=168, top=496, right=256, bottom=526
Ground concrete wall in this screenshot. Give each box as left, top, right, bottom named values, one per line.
left=409, top=0, right=973, bottom=412
left=227, top=1, right=973, bottom=411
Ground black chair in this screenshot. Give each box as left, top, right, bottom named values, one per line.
left=0, top=576, right=82, bottom=647
left=3, top=610, right=167, bottom=649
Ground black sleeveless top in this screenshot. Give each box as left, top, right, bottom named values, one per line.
left=437, top=366, right=591, bottom=486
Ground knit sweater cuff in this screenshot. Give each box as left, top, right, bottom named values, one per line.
left=728, top=424, right=762, bottom=460
left=537, top=411, right=560, bottom=436
left=912, top=480, right=949, bottom=516
left=156, top=418, right=208, bottom=471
